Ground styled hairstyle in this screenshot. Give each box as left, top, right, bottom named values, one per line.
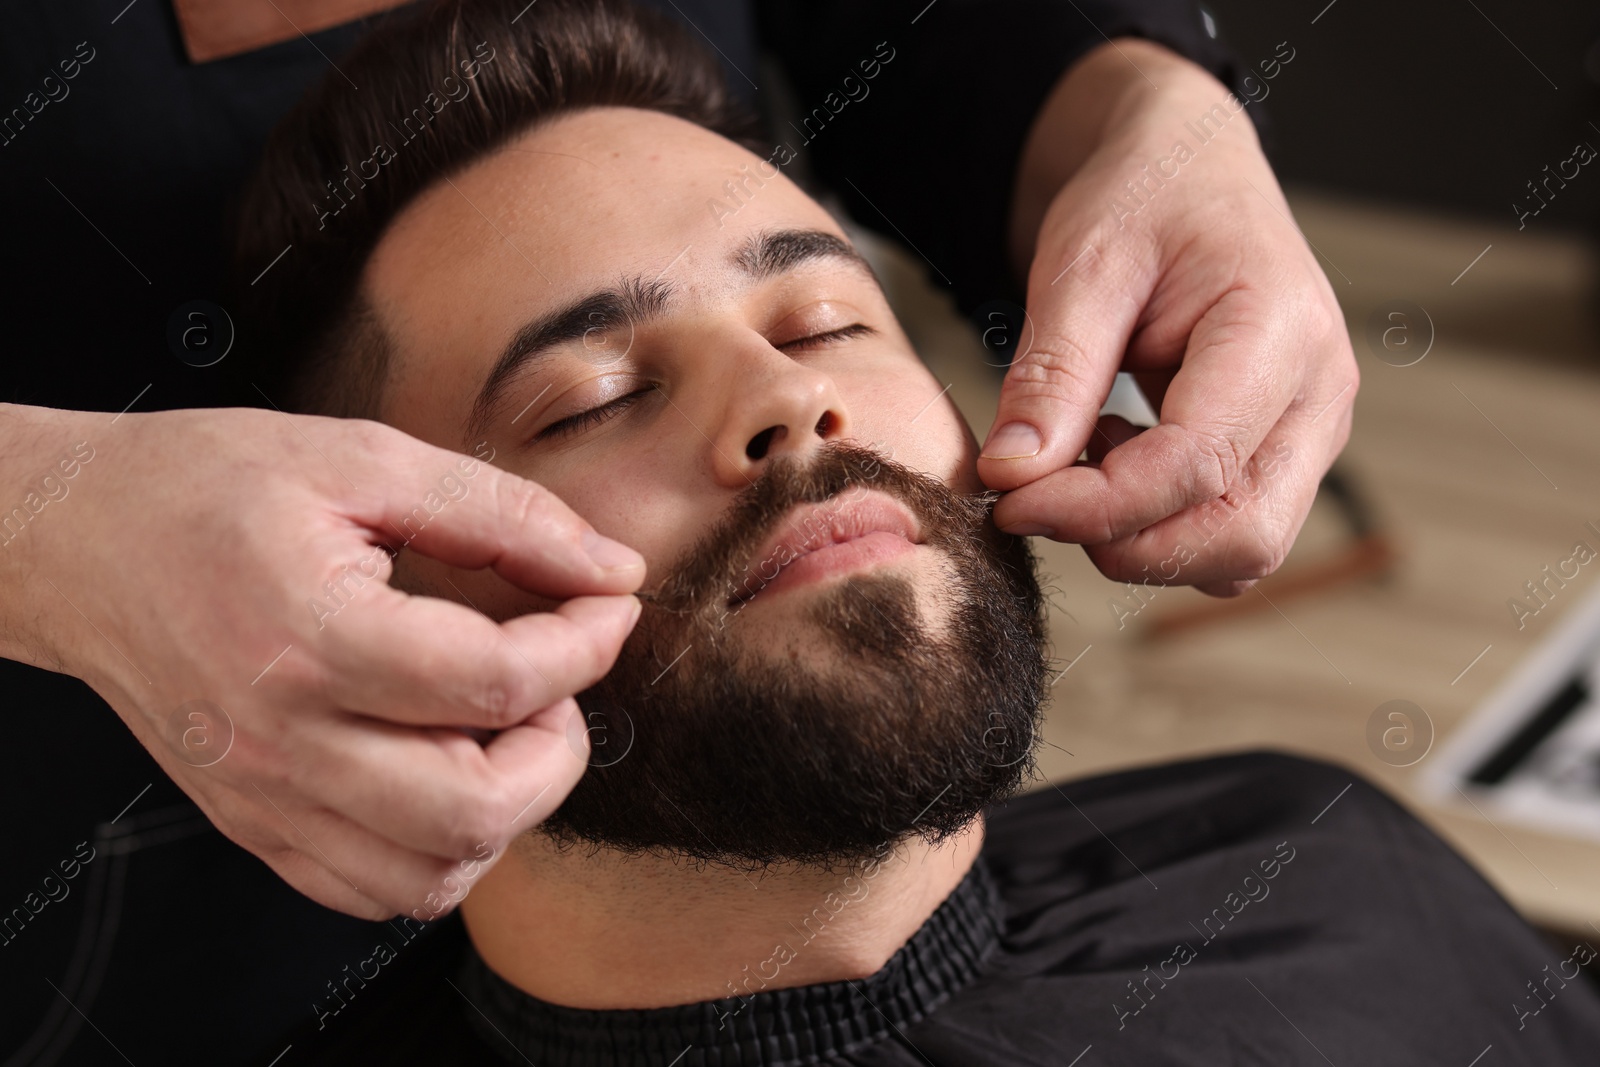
left=229, top=0, right=755, bottom=418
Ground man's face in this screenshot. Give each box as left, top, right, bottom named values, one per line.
left=366, top=107, right=1047, bottom=866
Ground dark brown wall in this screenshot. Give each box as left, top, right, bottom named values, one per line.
left=1205, top=0, right=1600, bottom=231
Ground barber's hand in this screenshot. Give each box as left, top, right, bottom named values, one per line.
left=8, top=406, right=642, bottom=919
left=980, top=39, right=1358, bottom=597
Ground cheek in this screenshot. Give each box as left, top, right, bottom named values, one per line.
left=542, top=469, right=687, bottom=586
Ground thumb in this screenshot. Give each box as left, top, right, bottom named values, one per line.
left=978, top=242, right=1145, bottom=492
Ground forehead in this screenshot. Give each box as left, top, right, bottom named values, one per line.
left=364, top=108, right=847, bottom=423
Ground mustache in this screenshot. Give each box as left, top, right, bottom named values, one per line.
left=635, top=441, right=998, bottom=618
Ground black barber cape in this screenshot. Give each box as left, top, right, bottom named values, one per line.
left=284, top=753, right=1600, bottom=1066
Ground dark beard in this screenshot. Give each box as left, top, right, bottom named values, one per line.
left=538, top=441, right=1050, bottom=870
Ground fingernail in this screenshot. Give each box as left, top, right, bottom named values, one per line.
left=582, top=529, right=644, bottom=571
left=1001, top=522, right=1053, bottom=537
left=982, top=421, right=1042, bottom=460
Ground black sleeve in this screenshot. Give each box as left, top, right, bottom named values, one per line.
left=754, top=1, right=1250, bottom=316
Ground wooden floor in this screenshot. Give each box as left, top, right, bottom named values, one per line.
left=856, top=189, right=1600, bottom=935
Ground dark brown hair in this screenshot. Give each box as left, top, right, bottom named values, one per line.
left=230, top=0, right=755, bottom=418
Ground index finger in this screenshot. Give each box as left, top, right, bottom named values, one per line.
left=978, top=241, right=1143, bottom=492
left=349, top=443, right=644, bottom=600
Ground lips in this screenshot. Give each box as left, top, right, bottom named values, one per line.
left=727, top=490, right=922, bottom=607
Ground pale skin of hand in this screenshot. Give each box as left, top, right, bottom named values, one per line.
left=982, top=38, right=1359, bottom=597
left=0, top=403, right=646, bottom=920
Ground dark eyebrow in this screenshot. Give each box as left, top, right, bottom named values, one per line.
left=465, top=276, right=671, bottom=443
left=733, top=228, right=878, bottom=283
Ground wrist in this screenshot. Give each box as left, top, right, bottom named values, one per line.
left=0, top=403, right=102, bottom=671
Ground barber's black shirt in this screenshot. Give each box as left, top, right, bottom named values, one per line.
left=284, top=753, right=1600, bottom=1065
left=0, top=0, right=1237, bottom=414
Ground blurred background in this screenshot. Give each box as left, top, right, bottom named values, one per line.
left=859, top=0, right=1600, bottom=943
left=1216, top=0, right=1600, bottom=237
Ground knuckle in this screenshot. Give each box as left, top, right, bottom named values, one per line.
left=1085, top=490, right=1124, bottom=545
left=497, top=472, right=561, bottom=534
left=439, top=771, right=515, bottom=854
left=1233, top=552, right=1284, bottom=583
left=471, top=677, right=517, bottom=727
left=348, top=416, right=400, bottom=453
left=1299, top=294, right=1357, bottom=373
left=480, top=782, right=523, bottom=839
left=1297, top=291, right=1342, bottom=345
left=1007, top=332, right=1098, bottom=398
left=448, top=801, right=505, bottom=859
left=1230, top=525, right=1290, bottom=581
left=469, top=652, right=540, bottom=727
left=1344, top=349, right=1362, bottom=393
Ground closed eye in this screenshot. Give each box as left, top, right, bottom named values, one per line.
left=536, top=387, right=653, bottom=441
left=778, top=323, right=876, bottom=351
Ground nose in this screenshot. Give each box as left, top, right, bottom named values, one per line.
left=707, top=342, right=850, bottom=487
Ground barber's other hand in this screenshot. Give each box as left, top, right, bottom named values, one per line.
left=2, top=405, right=643, bottom=919
left=979, top=39, right=1357, bottom=597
